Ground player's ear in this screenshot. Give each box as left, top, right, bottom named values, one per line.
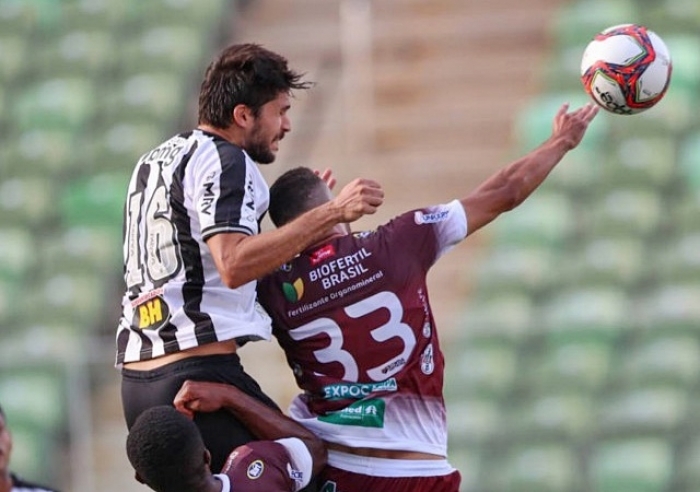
left=134, top=472, right=145, bottom=484
left=232, top=104, right=252, bottom=128
left=204, top=449, right=212, bottom=470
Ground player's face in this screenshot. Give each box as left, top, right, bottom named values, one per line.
left=0, top=415, right=11, bottom=474
left=245, top=92, right=292, bottom=164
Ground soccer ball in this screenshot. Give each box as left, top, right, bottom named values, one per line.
left=580, top=24, right=672, bottom=115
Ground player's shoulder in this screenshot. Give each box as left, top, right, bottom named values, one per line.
left=221, top=441, right=295, bottom=491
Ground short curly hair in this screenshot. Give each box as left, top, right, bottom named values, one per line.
left=126, top=406, right=209, bottom=492
left=198, top=43, right=313, bottom=128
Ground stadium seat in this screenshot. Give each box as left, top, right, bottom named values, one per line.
left=59, top=172, right=131, bottom=227
left=597, top=387, right=688, bottom=436
left=582, top=187, right=663, bottom=239
left=132, top=0, right=228, bottom=31
left=560, top=236, right=647, bottom=289
left=39, top=225, right=122, bottom=278
left=678, top=131, right=700, bottom=193
left=13, top=77, right=96, bottom=131
left=33, top=29, right=115, bottom=80
left=0, top=0, right=37, bottom=35
left=457, top=293, right=535, bottom=344
left=541, top=286, right=630, bottom=344
left=638, top=283, right=700, bottom=335
left=102, top=73, right=185, bottom=125
left=605, top=136, right=678, bottom=191
left=0, top=227, right=35, bottom=282
left=502, top=392, right=594, bottom=442
left=523, top=339, right=613, bottom=393
left=0, top=34, right=27, bottom=85
left=5, top=423, right=56, bottom=486
left=21, top=272, right=107, bottom=327
left=0, top=369, right=66, bottom=431
left=446, top=396, right=502, bottom=445
left=0, top=176, right=58, bottom=228
left=544, top=144, right=606, bottom=196
left=490, top=191, right=576, bottom=249
left=471, top=245, right=559, bottom=298
left=58, top=0, right=138, bottom=32
left=676, top=435, right=700, bottom=491
left=484, top=443, right=579, bottom=492
left=88, top=121, right=164, bottom=171
left=617, top=334, right=700, bottom=388
left=118, top=26, right=207, bottom=75
left=669, top=189, right=700, bottom=235
left=3, top=128, right=82, bottom=177
left=650, top=232, right=700, bottom=284
left=445, top=341, right=518, bottom=399
left=590, top=438, right=674, bottom=492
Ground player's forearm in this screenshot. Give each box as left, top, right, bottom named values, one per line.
left=488, top=136, right=571, bottom=209
left=217, top=203, right=342, bottom=288
left=460, top=136, right=571, bottom=233
left=221, top=389, right=327, bottom=472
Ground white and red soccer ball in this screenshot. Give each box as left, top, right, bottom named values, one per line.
left=580, top=24, right=672, bottom=115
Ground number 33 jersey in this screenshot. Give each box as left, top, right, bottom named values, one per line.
left=257, top=200, right=468, bottom=456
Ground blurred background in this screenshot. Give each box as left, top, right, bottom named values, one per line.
left=0, top=0, right=698, bottom=491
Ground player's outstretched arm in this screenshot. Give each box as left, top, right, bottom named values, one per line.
left=173, top=380, right=327, bottom=475
left=461, top=102, right=599, bottom=235
left=207, top=177, right=383, bottom=288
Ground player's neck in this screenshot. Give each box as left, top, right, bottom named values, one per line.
left=197, top=124, right=243, bottom=148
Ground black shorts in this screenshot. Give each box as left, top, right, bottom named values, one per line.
left=121, top=352, right=280, bottom=472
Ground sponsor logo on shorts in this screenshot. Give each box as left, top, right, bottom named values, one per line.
left=247, top=460, right=264, bottom=479
left=318, top=399, right=386, bottom=428
left=414, top=210, right=449, bottom=224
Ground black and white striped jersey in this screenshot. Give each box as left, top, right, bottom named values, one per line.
left=116, top=129, right=272, bottom=366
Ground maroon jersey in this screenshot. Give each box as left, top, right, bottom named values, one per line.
left=258, top=201, right=467, bottom=456
left=216, top=438, right=312, bottom=491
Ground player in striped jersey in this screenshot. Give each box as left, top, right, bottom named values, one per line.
left=117, top=43, right=384, bottom=472
left=127, top=380, right=326, bottom=492
left=257, top=103, right=599, bottom=491
left=0, top=404, right=59, bottom=492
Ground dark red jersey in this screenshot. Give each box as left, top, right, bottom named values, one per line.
left=258, top=201, right=467, bottom=455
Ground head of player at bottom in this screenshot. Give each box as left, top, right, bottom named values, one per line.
left=126, top=381, right=327, bottom=492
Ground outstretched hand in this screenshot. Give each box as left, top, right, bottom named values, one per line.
left=551, top=102, right=599, bottom=150
left=330, top=177, right=384, bottom=222
left=173, top=380, right=234, bottom=419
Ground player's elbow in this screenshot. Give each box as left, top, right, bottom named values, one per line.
left=219, top=269, right=249, bottom=289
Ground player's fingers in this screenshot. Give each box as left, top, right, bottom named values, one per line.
left=555, top=102, right=570, bottom=120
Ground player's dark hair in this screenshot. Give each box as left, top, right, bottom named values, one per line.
left=198, top=43, right=312, bottom=128
left=126, top=406, right=209, bottom=492
left=0, top=404, right=4, bottom=419
left=269, top=167, right=325, bottom=227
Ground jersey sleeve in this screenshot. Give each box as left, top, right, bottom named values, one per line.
left=274, top=437, right=314, bottom=491
left=192, top=140, right=257, bottom=241
left=221, top=440, right=306, bottom=492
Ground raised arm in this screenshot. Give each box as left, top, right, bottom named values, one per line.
left=173, top=380, right=327, bottom=476
left=461, top=102, right=599, bottom=235
left=208, top=177, right=383, bottom=288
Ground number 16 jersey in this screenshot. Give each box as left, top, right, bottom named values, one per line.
left=257, top=200, right=468, bottom=456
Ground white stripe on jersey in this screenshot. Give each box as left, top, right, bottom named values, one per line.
left=116, top=130, right=272, bottom=366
